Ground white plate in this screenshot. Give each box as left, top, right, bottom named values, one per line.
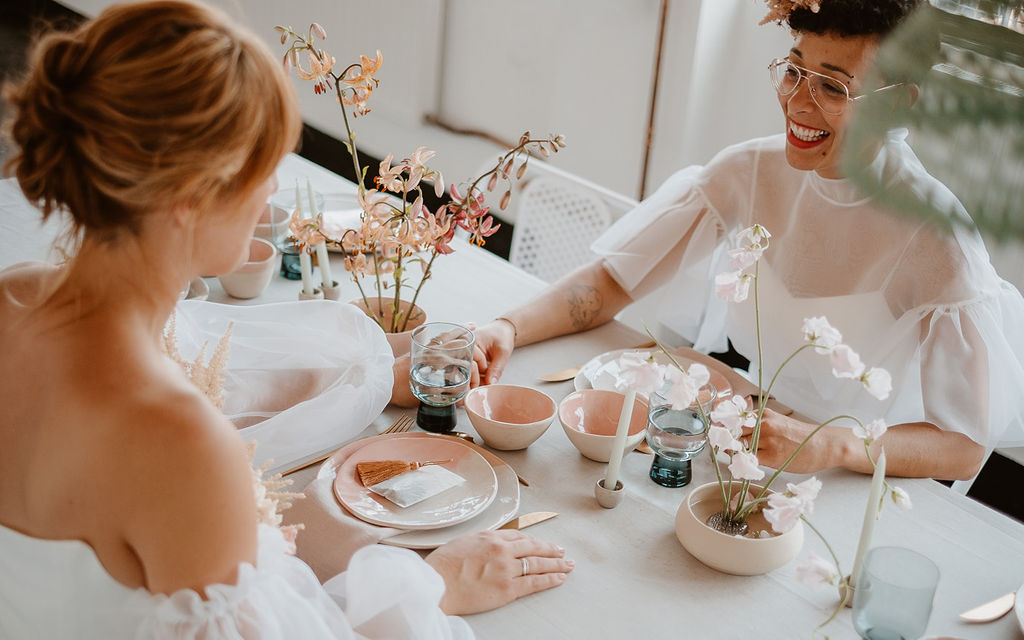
left=574, top=348, right=732, bottom=398
left=319, top=433, right=519, bottom=549
left=1015, top=582, right=1024, bottom=633
left=333, top=436, right=497, bottom=531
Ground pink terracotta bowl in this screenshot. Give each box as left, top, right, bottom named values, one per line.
left=218, top=236, right=278, bottom=299
left=559, top=389, right=648, bottom=462
left=464, top=384, right=557, bottom=450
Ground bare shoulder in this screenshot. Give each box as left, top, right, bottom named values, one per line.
left=110, top=379, right=259, bottom=595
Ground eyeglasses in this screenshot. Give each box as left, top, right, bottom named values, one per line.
left=768, top=57, right=903, bottom=116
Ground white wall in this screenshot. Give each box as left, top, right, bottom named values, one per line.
left=57, top=0, right=791, bottom=209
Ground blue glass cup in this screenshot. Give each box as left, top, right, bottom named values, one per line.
left=853, top=546, right=939, bottom=640
left=645, top=385, right=716, bottom=487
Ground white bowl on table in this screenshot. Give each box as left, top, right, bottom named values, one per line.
left=558, top=389, right=648, bottom=462
left=217, top=237, right=278, bottom=299
left=464, top=384, right=557, bottom=450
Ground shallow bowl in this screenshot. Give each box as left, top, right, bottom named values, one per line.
left=464, top=385, right=556, bottom=450
left=559, top=389, right=648, bottom=462
left=254, top=203, right=290, bottom=245
left=218, top=237, right=278, bottom=299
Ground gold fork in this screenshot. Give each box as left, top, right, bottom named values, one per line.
left=282, top=414, right=415, bottom=476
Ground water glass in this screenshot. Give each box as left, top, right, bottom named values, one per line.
left=853, top=546, right=939, bottom=640
left=645, top=385, right=716, bottom=487
left=410, top=322, right=475, bottom=433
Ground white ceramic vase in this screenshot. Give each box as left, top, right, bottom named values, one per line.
left=675, top=481, right=804, bottom=576
left=350, top=296, right=427, bottom=355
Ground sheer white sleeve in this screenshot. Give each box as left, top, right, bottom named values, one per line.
left=140, top=525, right=473, bottom=640
left=170, top=300, right=394, bottom=470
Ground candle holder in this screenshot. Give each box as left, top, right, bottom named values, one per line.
left=594, top=478, right=624, bottom=509
left=298, top=288, right=324, bottom=300
left=321, top=280, right=342, bottom=300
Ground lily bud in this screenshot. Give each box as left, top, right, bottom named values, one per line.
left=487, top=173, right=499, bottom=191
left=539, top=144, right=550, bottom=157
left=433, top=174, right=445, bottom=198
left=500, top=190, right=511, bottom=210
left=555, top=134, right=567, bottom=147
left=502, top=158, right=514, bottom=178
left=516, top=161, right=528, bottom=179
left=311, top=22, right=328, bottom=40
left=280, top=32, right=288, bottom=45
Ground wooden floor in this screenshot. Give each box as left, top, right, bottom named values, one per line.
left=3, top=0, right=1020, bottom=524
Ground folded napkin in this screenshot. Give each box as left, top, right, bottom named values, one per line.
left=283, top=476, right=404, bottom=583
left=368, top=465, right=466, bottom=508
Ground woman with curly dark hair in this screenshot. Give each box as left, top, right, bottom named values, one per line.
left=475, top=0, right=1024, bottom=482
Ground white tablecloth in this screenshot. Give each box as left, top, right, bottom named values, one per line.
left=3, top=156, right=1023, bottom=639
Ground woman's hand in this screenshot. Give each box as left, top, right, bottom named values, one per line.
left=472, top=319, right=516, bottom=384
left=744, top=407, right=841, bottom=474
left=424, top=530, right=574, bottom=615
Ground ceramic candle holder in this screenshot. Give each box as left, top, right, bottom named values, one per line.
left=594, top=478, right=624, bottom=509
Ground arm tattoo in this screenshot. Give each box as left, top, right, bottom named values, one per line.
left=567, top=284, right=602, bottom=330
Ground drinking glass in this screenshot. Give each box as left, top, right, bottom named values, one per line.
left=410, top=322, right=475, bottom=433
left=853, top=546, right=940, bottom=640
left=645, top=385, right=716, bottom=487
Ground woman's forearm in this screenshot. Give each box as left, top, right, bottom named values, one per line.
left=836, top=422, right=985, bottom=481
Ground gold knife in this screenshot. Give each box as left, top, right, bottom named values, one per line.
left=498, top=511, right=558, bottom=530
left=959, top=591, right=1015, bottom=622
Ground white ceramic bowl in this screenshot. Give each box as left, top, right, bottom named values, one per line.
left=558, top=389, right=648, bottom=462
left=218, top=237, right=278, bottom=299
left=254, top=203, right=290, bottom=245
left=464, top=384, right=557, bottom=450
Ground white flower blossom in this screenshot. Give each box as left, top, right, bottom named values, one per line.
left=852, top=418, right=888, bottom=442
left=891, top=486, right=912, bottom=511
left=728, top=450, right=765, bottom=481
left=801, top=316, right=842, bottom=353
left=710, top=394, right=756, bottom=435
left=728, top=245, right=763, bottom=270
left=735, top=224, right=772, bottom=248
left=616, top=351, right=665, bottom=395
left=708, top=425, right=743, bottom=452
left=795, top=551, right=838, bottom=587
left=830, top=344, right=866, bottom=379
left=861, top=367, right=892, bottom=400
left=764, top=492, right=803, bottom=533
left=786, top=476, right=822, bottom=514
left=715, top=270, right=751, bottom=303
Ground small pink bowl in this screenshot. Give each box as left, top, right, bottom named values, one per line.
left=464, top=384, right=556, bottom=450
left=218, top=237, right=278, bottom=299
left=559, top=389, right=648, bottom=462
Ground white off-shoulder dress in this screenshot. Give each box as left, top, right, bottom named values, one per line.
left=593, top=131, right=1024, bottom=450
left=0, top=523, right=472, bottom=639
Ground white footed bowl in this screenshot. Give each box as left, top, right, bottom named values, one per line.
left=558, top=389, right=647, bottom=462
left=218, top=237, right=277, bottom=299
left=675, top=481, right=804, bottom=576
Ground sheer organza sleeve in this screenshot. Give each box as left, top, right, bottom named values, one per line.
left=140, top=525, right=472, bottom=640
left=170, top=300, right=394, bottom=470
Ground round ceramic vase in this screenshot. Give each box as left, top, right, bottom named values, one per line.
left=675, top=481, right=804, bottom=576
left=350, top=297, right=427, bottom=355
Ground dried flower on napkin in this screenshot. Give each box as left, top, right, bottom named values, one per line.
left=356, top=458, right=453, bottom=486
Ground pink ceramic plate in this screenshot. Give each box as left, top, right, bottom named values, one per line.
left=318, top=433, right=520, bottom=549
left=333, top=436, right=497, bottom=531
left=574, top=348, right=732, bottom=399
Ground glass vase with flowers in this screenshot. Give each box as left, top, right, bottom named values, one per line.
left=276, top=23, right=565, bottom=335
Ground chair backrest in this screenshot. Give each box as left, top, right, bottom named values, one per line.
left=508, top=176, right=613, bottom=282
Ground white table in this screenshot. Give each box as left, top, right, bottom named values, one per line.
left=3, top=156, right=1022, bottom=640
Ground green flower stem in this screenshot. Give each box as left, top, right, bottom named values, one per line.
left=402, top=251, right=438, bottom=332
left=749, top=343, right=814, bottom=454
left=801, top=515, right=850, bottom=635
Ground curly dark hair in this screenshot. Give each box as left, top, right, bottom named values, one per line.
left=787, top=0, right=925, bottom=37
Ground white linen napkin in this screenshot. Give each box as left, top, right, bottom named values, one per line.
left=368, top=466, right=466, bottom=508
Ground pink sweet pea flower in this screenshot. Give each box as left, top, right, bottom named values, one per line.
left=728, top=245, right=763, bottom=270
left=852, top=418, right=887, bottom=442
left=786, top=476, right=822, bottom=514
left=830, top=344, right=865, bottom=379
left=710, top=394, right=756, bottom=435
left=764, top=492, right=803, bottom=533
left=795, top=551, right=838, bottom=587
left=728, top=451, right=765, bottom=481
left=891, top=487, right=912, bottom=511
left=861, top=367, right=892, bottom=400
left=708, top=425, right=743, bottom=453
left=735, top=224, right=771, bottom=249
left=801, top=316, right=843, bottom=353
left=715, top=270, right=751, bottom=303
left=617, top=352, right=665, bottom=395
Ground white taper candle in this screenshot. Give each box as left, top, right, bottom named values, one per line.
left=307, top=179, right=333, bottom=287
left=295, top=181, right=314, bottom=295
left=603, top=388, right=636, bottom=491
left=850, top=448, right=886, bottom=586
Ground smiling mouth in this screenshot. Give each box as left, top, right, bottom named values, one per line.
left=787, top=121, right=830, bottom=149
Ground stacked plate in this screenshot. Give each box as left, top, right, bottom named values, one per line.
left=575, top=348, right=732, bottom=397
left=317, top=432, right=520, bottom=549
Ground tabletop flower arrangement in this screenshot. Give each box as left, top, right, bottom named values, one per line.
left=276, top=23, right=565, bottom=332
left=632, top=224, right=912, bottom=634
